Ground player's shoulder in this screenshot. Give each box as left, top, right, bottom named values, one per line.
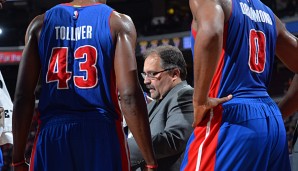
left=110, top=11, right=135, bottom=33
left=29, top=14, right=45, bottom=31
left=26, top=14, right=45, bottom=39
left=111, top=11, right=134, bottom=25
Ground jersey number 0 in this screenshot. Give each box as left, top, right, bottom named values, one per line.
left=248, top=29, right=266, bottom=73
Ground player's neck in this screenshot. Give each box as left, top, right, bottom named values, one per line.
left=70, top=0, right=106, bottom=5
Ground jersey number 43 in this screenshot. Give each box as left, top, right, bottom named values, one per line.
left=46, top=46, right=98, bottom=89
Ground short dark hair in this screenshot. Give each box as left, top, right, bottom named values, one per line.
left=143, top=45, right=187, bottom=80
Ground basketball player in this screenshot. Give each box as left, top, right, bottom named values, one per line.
left=12, top=0, right=157, bottom=170
left=182, top=0, right=298, bottom=170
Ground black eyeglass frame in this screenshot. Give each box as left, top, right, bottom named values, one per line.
left=141, top=67, right=176, bottom=79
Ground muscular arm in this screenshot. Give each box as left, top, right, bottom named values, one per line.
left=12, top=15, right=43, bottom=163
left=275, top=16, right=298, bottom=73
left=275, top=16, right=298, bottom=117
left=110, top=12, right=157, bottom=166
left=191, top=0, right=225, bottom=104
left=190, top=0, right=231, bottom=126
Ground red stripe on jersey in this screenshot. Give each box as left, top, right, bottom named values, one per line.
left=184, top=118, right=208, bottom=170
left=199, top=106, right=222, bottom=170
left=192, top=28, right=197, bottom=39
left=115, top=120, right=131, bottom=171
left=183, top=106, right=223, bottom=171
left=109, top=63, right=130, bottom=171
left=209, top=24, right=229, bottom=98
left=109, top=59, right=122, bottom=123
left=29, top=111, right=41, bottom=171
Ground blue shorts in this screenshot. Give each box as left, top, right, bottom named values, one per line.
left=181, top=97, right=290, bottom=171
left=30, top=113, right=129, bottom=171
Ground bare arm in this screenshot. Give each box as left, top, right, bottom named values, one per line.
left=279, top=74, right=298, bottom=117
left=190, top=0, right=231, bottom=126
left=110, top=12, right=157, bottom=168
left=191, top=0, right=224, bottom=104
left=274, top=16, right=298, bottom=118
left=275, top=16, right=298, bottom=73
left=12, top=15, right=43, bottom=165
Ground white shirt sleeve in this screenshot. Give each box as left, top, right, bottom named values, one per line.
left=0, top=71, right=13, bottom=145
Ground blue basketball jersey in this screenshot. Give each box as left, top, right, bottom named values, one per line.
left=34, top=4, right=131, bottom=171
left=192, top=0, right=277, bottom=99
left=183, top=1, right=290, bottom=171
left=38, top=4, right=120, bottom=122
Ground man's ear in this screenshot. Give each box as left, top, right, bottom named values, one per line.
left=172, top=68, right=180, bottom=79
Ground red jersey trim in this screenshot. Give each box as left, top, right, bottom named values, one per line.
left=192, top=28, right=197, bottom=39
left=183, top=106, right=223, bottom=170
left=208, top=23, right=229, bottom=98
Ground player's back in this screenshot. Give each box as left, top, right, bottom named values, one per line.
left=209, top=0, right=277, bottom=99
left=38, top=3, right=120, bottom=121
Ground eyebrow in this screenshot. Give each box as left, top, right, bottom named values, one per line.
left=143, top=69, right=162, bottom=73
left=145, top=71, right=156, bottom=73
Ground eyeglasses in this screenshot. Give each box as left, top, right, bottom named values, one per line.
left=141, top=68, right=175, bottom=79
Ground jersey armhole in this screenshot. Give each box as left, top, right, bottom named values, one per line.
left=225, top=0, right=234, bottom=23
left=108, top=10, right=116, bottom=47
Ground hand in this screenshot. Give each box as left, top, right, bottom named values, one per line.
left=0, top=0, right=6, bottom=9
left=192, top=94, right=232, bottom=127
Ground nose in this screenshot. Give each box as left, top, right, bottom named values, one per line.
left=143, top=76, right=151, bottom=85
